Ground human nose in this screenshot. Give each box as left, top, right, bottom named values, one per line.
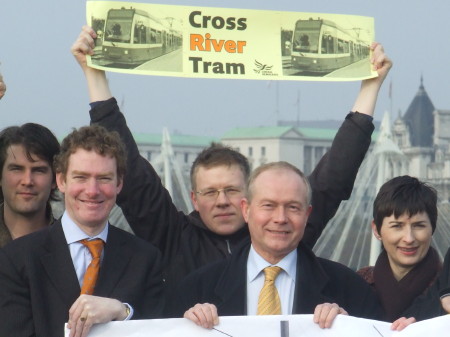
left=85, top=179, right=100, bottom=196
left=215, top=189, right=230, bottom=205
left=402, top=227, right=415, bottom=243
left=20, top=170, right=33, bottom=186
left=273, top=206, right=287, bottom=223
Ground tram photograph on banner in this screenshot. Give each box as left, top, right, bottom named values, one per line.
left=90, top=5, right=183, bottom=71
left=281, top=15, right=372, bottom=78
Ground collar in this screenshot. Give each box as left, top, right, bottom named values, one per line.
left=248, top=245, right=297, bottom=283
left=61, top=211, right=109, bottom=244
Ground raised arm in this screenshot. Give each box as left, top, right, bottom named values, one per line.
left=71, top=26, right=112, bottom=102
left=352, top=42, right=393, bottom=116
left=303, top=43, right=392, bottom=248
left=71, top=26, right=186, bottom=261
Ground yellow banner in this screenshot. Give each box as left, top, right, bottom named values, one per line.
left=87, top=1, right=376, bottom=81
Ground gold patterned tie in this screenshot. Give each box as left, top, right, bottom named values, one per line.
left=79, top=239, right=104, bottom=295
left=257, top=266, right=282, bottom=315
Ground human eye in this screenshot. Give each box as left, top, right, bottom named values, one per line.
left=288, top=204, right=301, bottom=212
left=7, top=165, right=22, bottom=172
left=34, top=167, right=49, bottom=174
left=261, top=202, right=274, bottom=209
left=99, top=176, right=113, bottom=182
left=225, top=187, right=241, bottom=196
left=202, top=189, right=217, bottom=197
left=413, top=222, right=428, bottom=229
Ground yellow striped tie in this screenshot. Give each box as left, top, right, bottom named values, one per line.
left=257, top=266, right=282, bottom=315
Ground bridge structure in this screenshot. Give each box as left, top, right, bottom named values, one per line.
left=314, top=111, right=450, bottom=269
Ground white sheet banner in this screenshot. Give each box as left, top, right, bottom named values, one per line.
left=65, top=314, right=450, bottom=337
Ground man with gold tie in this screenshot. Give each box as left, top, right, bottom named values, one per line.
left=0, top=125, right=164, bottom=337
left=169, top=162, right=383, bottom=328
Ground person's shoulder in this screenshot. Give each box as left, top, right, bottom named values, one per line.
left=3, top=226, right=50, bottom=250
left=187, top=257, right=229, bottom=281
left=0, top=226, right=52, bottom=265
left=356, top=266, right=375, bottom=283
left=108, top=224, right=160, bottom=255
left=316, top=256, right=363, bottom=280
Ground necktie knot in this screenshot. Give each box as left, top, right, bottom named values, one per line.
left=263, top=266, right=282, bottom=282
left=80, top=238, right=104, bottom=259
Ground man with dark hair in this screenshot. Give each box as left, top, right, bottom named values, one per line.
left=72, top=26, right=392, bottom=294
left=0, top=123, right=60, bottom=247
left=0, top=125, right=164, bottom=337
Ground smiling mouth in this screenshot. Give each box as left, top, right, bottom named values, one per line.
left=81, top=200, right=104, bottom=205
left=267, top=229, right=290, bottom=235
left=18, top=192, right=37, bottom=198
left=398, top=247, right=418, bottom=255
left=215, top=213, right=234, bottom=218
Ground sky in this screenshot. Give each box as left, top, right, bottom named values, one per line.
left=1, top=0, right=450, bottom=138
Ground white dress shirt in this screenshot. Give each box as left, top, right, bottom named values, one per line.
left=61, top=212, right=133, bottom=319
left=61, top=212, right=108, bottom=287
left=247, top=245, right=297, bottom=315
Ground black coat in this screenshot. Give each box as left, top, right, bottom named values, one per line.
left=91, top=98, right=374, bottom=293
left=0, top=221, right=164, bottom=337
left=403, top=247, right=450, bottom=320
left=167, top=241, right=383, bottom=320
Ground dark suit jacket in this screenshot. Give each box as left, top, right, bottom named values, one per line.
left=0, top=220, right=164, bottom=337
left=167, top=241, right=383, bottom=320
left=92, top=98, right=374, bottom=294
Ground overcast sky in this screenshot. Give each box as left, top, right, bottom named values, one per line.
left=1, top=0, right=449, bottom=138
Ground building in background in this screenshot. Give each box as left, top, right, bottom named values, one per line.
left=119, top=77, right=450, bottom=266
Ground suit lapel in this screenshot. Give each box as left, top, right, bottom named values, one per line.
left=293, top=244, right=333, bottom=313
left=95, top=225, right=131, bottom=297
left=40, top=221, right=80, bottom=306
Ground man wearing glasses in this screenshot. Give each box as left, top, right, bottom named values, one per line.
left=72, top=26, right=392, bottom=296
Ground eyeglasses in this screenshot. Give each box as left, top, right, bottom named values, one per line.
left=195, top=187, right=243, bottom=200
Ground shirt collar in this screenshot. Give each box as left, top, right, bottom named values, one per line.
left=61, top=211, right=109, bottom=244
left=248, top=245, right=297, bottom=282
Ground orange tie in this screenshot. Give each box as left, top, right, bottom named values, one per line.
left=79, top=239, right=104, bottom=295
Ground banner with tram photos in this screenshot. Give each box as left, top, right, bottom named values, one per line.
left=86, top=1, right=376, bottom=81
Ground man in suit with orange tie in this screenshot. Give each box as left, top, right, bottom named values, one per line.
left=0, top=125, right=164, bottom=337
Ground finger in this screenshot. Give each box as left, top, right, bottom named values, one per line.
left=192, top=303, right=217, bottom=329
left=322, top=304, right=340, bottom=329
left=313, top=303, right=324, bottom=323
left=68, top=297, right=81, bottom=330
left=72, top=313, right=88, bottom=337
left=210, top=304, right=219, bottom=326
left=195, top=304, right=213, bottom=329
left=80, top=317, right=94, bottom=337
left=314, top=303, right=340, bottom=329
left=184, top=308, right=202, bottom=326
left=71, top=33, right=95, bottom=56
left=82, top=25, right=97, bottom=39
left=314, top=303, right=332, bottom=327
left=203, top=303, right=219, bottom=329
left=69, top=295, right=89, bottom=331
left=391, top=317, right=416, bottom=331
